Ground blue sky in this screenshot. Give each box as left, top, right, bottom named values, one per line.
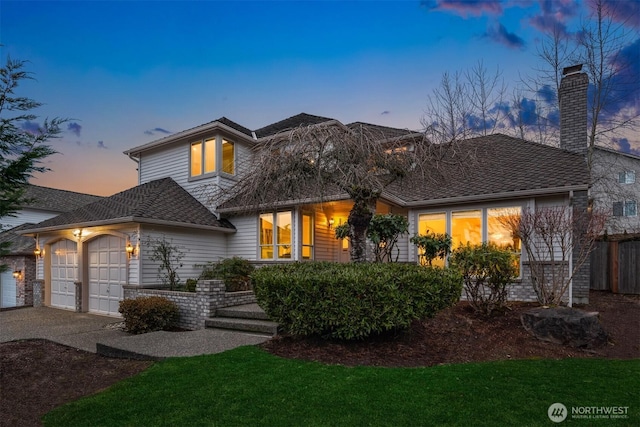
left=2, top=0, right=638, bottom=196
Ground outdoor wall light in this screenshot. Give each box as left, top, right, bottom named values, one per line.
left=126, top=242, right=136, bottom=258
left=328, top=218, right=335, bottom=229
left=12, top=270, right=22, bottom=280
left=34, top=247, right=44, bottom=258
left=73, top=229, right=83, bottom=238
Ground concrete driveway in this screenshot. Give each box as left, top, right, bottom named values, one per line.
left=0, top=307, right=270, bottom=360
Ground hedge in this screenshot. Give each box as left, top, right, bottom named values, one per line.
left=252, top=262, right=462, bottom=340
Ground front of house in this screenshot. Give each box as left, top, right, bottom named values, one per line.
left=20, top=68, right=601, bottom=316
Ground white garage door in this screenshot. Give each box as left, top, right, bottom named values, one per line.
left=89, top=235, right=126, bottom=316
left=0, top=270, right=17, bottom=308
left=50, top=239, right=78, bottom=310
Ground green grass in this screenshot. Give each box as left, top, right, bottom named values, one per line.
left=43, top=347, right=639, bottom=427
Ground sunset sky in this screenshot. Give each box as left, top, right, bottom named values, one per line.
left=2, top=0, right=638, bottom=196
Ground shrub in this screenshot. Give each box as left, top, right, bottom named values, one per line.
left=118, top=296, right=179, bottom=334
left=252, top=262, right=462, bottom=340
left=335, top=214, right=409, bottom=263
left=198, top=257, right=254, bottom=292
left=449, top=243, right=517, bottom=316
left=410, top=232, right=452, bottom=266
left=184, top=278, right=198, bottom=292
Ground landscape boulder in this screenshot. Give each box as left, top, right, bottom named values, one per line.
left=521, top=307, right=608, bottom=349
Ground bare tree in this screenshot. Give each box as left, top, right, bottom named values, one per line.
left=422, top=61, right=507, bottom=143
left=224, top=122, right=463, bottom=263
left=501, top=206, right=607, bottom=306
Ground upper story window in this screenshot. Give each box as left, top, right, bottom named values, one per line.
left=613, top=201, right=637, bottom=217
left=190, top=137, right=235, bottom=177
left=618, top=171, right=635, bottom=184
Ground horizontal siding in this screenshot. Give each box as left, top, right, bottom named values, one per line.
left=139, top=144, right=189, bottom=185
left=140, top=226, right=228, bottom=286
left=1, top=209, right=58, bottom=231
left=226, top=215, right=258, bottom=260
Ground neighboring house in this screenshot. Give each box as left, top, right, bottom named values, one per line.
left=590, top=147, right=640, bottom=235
left=20, top=67, right=602, bottom=315
left=0, top=186, right=102, bottom=308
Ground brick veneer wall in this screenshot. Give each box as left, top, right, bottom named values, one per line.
left=123, top=280, right=257, bottom=330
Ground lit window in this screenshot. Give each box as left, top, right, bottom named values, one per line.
left=451, top=210, right=482, bottom=249
left=301, top=213, right=314, bottom=259
left=191, top=142, right=202, bottom=177
left=260, top=211, right=293, bottom=260
left=222, top=139, right=235, bottom=175
left=204, top=138, right=216, bottom=173
left=488, top=207, right=522, bottom=275
left=417, top=212, right=446, bottom=267
left=618, top=171, right=636, bottom=184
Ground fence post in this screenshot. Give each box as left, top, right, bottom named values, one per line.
left=609, top=241, right=619, bottom=294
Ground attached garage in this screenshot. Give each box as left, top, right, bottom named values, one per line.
left=88, top=235, right=126, bottom=316
left=50, top=239, right=77, bottom=310
left=0, top=270, right=17, bottom=308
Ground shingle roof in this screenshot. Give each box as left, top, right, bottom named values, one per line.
left=216, top=117, right=254, bottom=137
left=254, top=113, right=335, bottom=139
left=346, top=122, right=421, bottom=140
left=20, top=178, right=235, bottom=232
left=22, top=185, right=103, bottom=212
left=388, top=133, right=589, bottom=203
left=0, top=223, right=37, bottom=255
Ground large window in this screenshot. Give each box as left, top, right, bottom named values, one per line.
left=190, top=137, right=235, bottom=177
left=417, top=206, right=522, bottom=273
left=260, top=212, right=292, bottom=260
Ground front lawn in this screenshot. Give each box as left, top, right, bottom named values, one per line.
left=43, top=346, right=639, bottom=426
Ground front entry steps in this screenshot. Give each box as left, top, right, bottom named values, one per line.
left=205, top=303, right=278, bottom=336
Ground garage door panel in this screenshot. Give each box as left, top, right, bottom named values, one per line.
left=50, top=240, right=77, bottom=310
left=88, top=236, right=126, bottom=316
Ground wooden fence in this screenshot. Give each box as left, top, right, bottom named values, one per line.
left=590, top=240, right=640, bottom=294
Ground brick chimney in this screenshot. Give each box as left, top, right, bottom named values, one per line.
left=559, top=65, right=588, bottom=155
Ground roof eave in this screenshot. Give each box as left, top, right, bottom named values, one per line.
left=218, top=192, right=351, bottom=214
left=124, top=121, right=255, bottom=156
left=18, top=217, right=236, bottom=236
left=401, top=184, right=590, bottom=208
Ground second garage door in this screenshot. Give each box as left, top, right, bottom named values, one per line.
left=88, top=235, right=126, bottom=316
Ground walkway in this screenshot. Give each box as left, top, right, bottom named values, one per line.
left=0, top=306, right=271, bottom=360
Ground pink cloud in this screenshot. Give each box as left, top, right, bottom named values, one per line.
left=421, top=0, right=502, bottom=17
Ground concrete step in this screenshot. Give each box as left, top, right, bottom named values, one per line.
left=216, top=303, right=269, bottom=320
left=205, top=317, right=278, bottom=336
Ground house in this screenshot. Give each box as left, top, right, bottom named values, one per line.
left=590, top=147, right=639, bottom=235
left=0, top=186, right=102, bottom=308
left=19, top=67, right=600, bottom=315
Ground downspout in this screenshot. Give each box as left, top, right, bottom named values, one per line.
left=568, top=191, right=573, bottom=307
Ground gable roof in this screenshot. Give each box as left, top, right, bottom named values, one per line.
left=22, top=185, right=103, bottom=212
left=388, top=133, right=590, bottom=205
left=19, top=178, right=235, bottom=234
left=254, top=113, right=335, bottom=139
left=0, top=223, right=38, bottom=255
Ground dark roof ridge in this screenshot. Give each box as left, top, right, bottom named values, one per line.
left=254, top=113, right=336, bottom=138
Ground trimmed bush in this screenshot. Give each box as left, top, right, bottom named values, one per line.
left=118, top=296, right=179, bottom=334
left=252, top=262, right=462, bottom=340
left=198, top=257, right=254, bottom=292
left=449, top=243, right=517, bottom=316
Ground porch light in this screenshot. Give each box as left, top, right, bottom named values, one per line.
left=126, top=242, right=136, bottom=258
left=328, top=218, right=335, bottom=229
left=34, top=247, right=43, bottom=258
left=73, top=229, right=83, bottom=238
left=12, top=270, right=22, bottom=279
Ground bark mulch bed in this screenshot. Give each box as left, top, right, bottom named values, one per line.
left=1, top=291, right=638, bottom=426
